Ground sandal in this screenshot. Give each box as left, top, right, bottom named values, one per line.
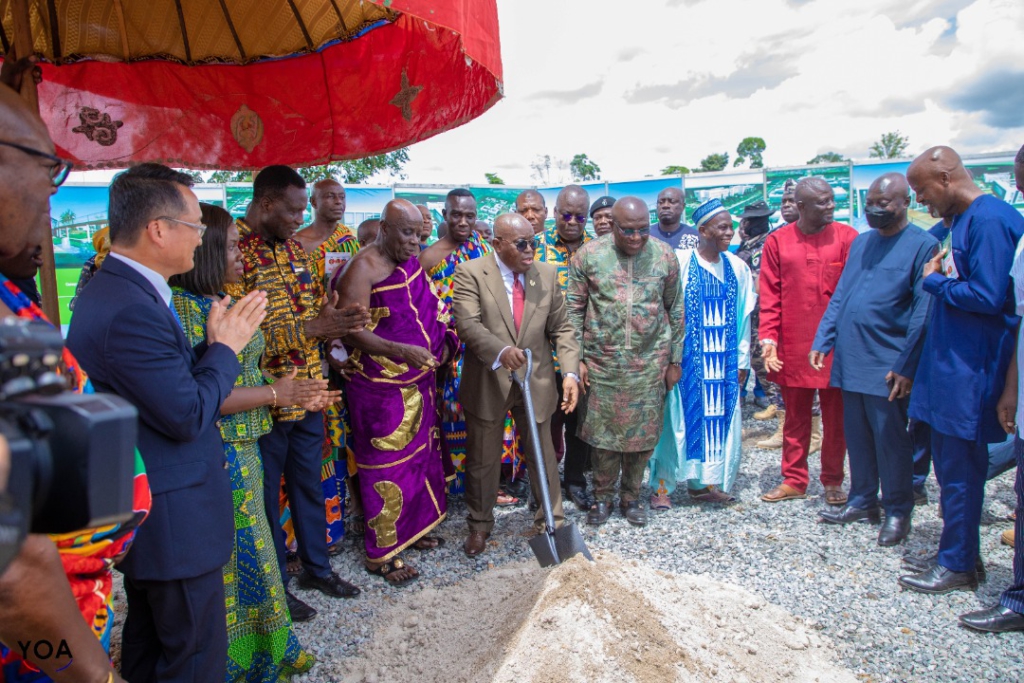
left=649, top=493, right=672, bottom=510
left=285, top=551, right=302, bottom=577
left=412, top=536, right=446, bottom=550
left=761, top=484, right=806, bottom=503
left=327, top=541, right=345, bottom=556
left=495, top=490, right=521, bottom=507
left=347, top=514, right=365, bottom=537
left=823, top=486, right=848, bottom=506
left=365, top=557, right=419, bottom=587
left=688, top=486, right=736, bottom=504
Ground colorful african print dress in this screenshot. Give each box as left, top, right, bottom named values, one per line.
left=173, top=288, right=314, bottom=683
left=426, top=233, right=524, bottom=492
left=0, top=275, right=151, bottom=683
left=650, top=250, right=755, bottom=493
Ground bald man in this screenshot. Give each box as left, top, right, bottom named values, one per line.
left=811, top=173, right=938, bottom=546
left=566, top=197, right=684, bottom=527
left=336, top=199, right=458, bottom=584
left=652, top=186, right=700, bottom=249
left=452, top=213, right=580, bottom=556
left=759, top=177, right=857, bottom=505
left=898, top=146, right=1024, bottom=595
left=540, top=185, right=595, bottom=510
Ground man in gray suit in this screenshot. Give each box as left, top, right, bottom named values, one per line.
left=453, top=213, right=581, bottom=556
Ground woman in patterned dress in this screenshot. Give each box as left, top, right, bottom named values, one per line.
left=170, top=204, right=329, bottom=682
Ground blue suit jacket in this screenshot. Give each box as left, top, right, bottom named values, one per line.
left=910, top=196, right=1024, bottom=443
left=66, top=257, right=240, bottom=581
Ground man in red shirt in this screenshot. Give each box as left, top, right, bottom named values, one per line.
left=758, top=177, right=857, bottom=504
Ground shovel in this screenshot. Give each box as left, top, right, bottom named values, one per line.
left=510, top=348, right=593, bottom=568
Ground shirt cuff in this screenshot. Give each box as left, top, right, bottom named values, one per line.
left=492, top=346, right=511, bottom=371
left=923, top=272, right=946, bottom=295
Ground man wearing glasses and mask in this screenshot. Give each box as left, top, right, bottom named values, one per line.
left=452, top=213, right=580, bottom=557
left=566, top=197, right=684, bottom=528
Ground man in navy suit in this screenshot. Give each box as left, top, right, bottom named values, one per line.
left=67, top=164, right=268, bottom=683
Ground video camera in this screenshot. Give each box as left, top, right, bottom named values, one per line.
left=0, top=318, right=138, bottom=575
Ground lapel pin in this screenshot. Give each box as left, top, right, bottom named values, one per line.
left=529, top=280, right=535, bottom=287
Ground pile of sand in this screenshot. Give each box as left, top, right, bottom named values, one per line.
left=339, top=551, right=858, bottom=683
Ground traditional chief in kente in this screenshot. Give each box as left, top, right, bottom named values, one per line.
left=337, top=199, right=459, bottom=586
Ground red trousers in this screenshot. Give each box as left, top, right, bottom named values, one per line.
left=780, top=386, right=846, bottom=491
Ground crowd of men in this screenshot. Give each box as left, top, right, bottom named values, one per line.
left=1, top=61, right=1023, bottom=682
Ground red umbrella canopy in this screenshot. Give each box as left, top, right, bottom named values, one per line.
left=0, top=0, right=503, bottom=170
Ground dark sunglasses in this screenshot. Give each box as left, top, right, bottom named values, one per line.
left=510, top=237, right=537, bottom=253
left=560, top=212, right=587, bottom=224
left=619, top=227, right=650, bottom=237
left=0, top=140, right=74, bottom=187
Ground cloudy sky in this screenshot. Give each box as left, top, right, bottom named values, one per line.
left=400, top=0, right=1024, bottom=186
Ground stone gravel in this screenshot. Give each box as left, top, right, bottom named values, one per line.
left=286, top=407, right=1021, bottom=682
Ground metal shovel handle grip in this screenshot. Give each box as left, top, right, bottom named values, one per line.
left=509, top=349, right=557, bottom=534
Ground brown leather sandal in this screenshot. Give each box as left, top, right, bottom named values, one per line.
left=761, top=484, right=807, bottom=502
left=823, top=486, right=848, bottom=506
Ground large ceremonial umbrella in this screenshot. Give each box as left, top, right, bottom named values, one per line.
left=1, top=0, right=503, bottom=320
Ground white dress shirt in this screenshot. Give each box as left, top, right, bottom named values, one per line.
left=108, top=252, right=173, bottom=308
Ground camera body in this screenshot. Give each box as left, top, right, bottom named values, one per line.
left=0, top=318, right=138, bottom=575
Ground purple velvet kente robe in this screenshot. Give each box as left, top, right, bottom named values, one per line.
left=346, top=257, right=459, bottom=561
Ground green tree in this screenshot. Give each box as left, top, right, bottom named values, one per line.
left=206, top=170, right=253, bottom=183
left=870, top=131, right=910, bottom=159
left=569, top=153, right=601, bottom=181
left=734, top=137, right=766, bottom=168
left=661, top=165, right=691, bottom=176
left=806, top=152, right=847, bottom=165
left=698, top=153, right=730, bottom=173
left=58, top=209, right=76, bottom=225
left=201, top=148, right=410, bottom=185
left=484, top=172, right=505, bottom=185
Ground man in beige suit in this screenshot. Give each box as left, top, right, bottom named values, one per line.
left=453, top=213, right=581, bottom=557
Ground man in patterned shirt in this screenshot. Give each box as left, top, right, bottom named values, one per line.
left=540, top=185, right=594, bottom=511
left=231, top=166, right=370, bottom=621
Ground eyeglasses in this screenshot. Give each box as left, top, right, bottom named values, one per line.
left=158, top=216, right=207, bottom=238
left=619, top=227, right=650, bottom=237
left=0, top=140, right=74, bottom=187
left=560, top=212, right=587, bottom=224
left=510, top=238, right=537, bottom=253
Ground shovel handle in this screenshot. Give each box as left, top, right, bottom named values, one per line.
left=509, top=349, right=557, bottom=535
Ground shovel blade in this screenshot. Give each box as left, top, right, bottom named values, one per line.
left=528, top=523, right=593, bottom=568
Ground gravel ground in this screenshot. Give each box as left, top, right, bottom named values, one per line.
left=112, top=406, right=1022, bottom=681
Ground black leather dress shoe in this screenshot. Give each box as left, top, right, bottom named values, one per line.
left=898, top=564, right=978, bottom=594
left=878, top=515, right=911, bottom=546
left=503, top=477, right=531, bottom=500
left=621, top=500, right=647, bottom=527
left=959, top=605, right=1024, bottom=633
left=587, top=501, right=612, bottom=525
left=286, top=591, right=317, bottom=622
left=566, top=484, right=595, bottom=511
left=819, top=505, right=881, bottom=525
left=296, top=570, right=361, bottom=598
left=913, top=488, right=928, bottom=506
left=901, top=552, right=987, bottom=582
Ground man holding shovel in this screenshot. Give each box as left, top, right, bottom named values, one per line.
left=453, top=213, right=581, bottom=557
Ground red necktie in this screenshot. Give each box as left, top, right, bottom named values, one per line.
left=513, top=274, right=525, bottom=334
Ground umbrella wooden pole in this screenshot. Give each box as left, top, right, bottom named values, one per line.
left=13, top=0, right=62, bottom=326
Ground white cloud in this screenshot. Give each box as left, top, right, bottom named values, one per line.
left=401, top=0, right=1024, bottom=185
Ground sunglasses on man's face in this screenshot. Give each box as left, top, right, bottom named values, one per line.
left=509, top=237, right=538, bottom=253
left=619, top=227, right=650, bottom=237
left=560, top=212, right=587, bottom=224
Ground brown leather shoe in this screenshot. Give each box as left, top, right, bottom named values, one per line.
left=463, top=530, right=490, bottom=557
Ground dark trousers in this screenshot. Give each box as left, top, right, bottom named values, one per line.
left=259, top=410, right=330, bottom=585
left=552, top=373, right=589, bottom=489
left=842, top=391, right=915, bottom=518
left=932, top=429, right=989, bottom=573
left=999, top=436, right=1024, bottom=613
left=465, top=384, right=564, bottom=534
left=910, top=419, right=932, bottom=493
left=121, top=569, right=228, bottom=683
left=779, top=386, right=845, bottom=491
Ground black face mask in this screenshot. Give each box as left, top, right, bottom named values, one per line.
left=864, top=205, right=897, bottom=230
left=744, top=215, right=771, bottom=237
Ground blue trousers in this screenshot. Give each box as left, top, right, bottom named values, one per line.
left=843, top=391, right=914, bottom=518
left=932, top=430, right=989, bottom=573
left=259, top=410, right=331, bottom=585
left=999, top=436, right=1024, bottom=613
left=911, top=419, right=932, bottom=493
